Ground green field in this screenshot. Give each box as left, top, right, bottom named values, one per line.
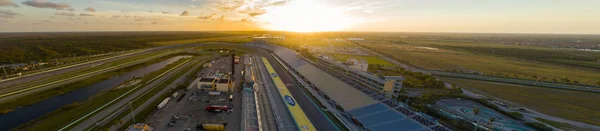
left=12, top=57, right=193, bottom=131
left=355, top=40, right=600, bottom=85
left=438, top=76, right=600, bottom=127
left=270, top=37, right=356, bottom=47
left=327, top=53, right=393, bottom=66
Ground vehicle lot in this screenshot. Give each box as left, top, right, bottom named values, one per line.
left=146, top=55, right=243, bottom=131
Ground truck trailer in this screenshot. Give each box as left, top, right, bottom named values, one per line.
left=157, top=97, right=171, bottom=109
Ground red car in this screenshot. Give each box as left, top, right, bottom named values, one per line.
left=205, top=105, right=230, bottom=112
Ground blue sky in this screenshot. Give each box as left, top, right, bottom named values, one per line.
left=0, top=0, right=599, bottom=33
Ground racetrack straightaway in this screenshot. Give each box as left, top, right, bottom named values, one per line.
left=254, top=48, right=339, bottom=131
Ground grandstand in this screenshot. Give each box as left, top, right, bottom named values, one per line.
left=256, top=43, right=449, bottom=131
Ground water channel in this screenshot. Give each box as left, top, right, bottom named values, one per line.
left=0, top=55, right=191, bottom=130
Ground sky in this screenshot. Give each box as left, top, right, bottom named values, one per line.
left=0, top=0, right=599, bottom=34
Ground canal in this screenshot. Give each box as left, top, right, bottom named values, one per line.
left=0, top=55, right=191, bottom=131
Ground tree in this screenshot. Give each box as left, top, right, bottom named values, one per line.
left=489, top=117, right=496, bottom=130
left=472, top=108, right=481, bottom=131
left=541, top=77, right=548, bottom=82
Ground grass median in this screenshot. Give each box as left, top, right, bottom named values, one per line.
left=103, top=58, right=206, bottom=130
left=11, top=57, right=192, bottom=131
left=0, top=51, right=182, bottom=114
left=0, top=49, right=179, bottom=101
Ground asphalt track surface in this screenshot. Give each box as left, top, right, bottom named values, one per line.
left=253, top=47, right=338, bottom=131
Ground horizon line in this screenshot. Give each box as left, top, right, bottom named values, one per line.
left=0, top=30, right=599, bottom=35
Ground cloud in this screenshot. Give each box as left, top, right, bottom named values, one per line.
left=22, top=0, right=71, bottom=10
left=84, top=7, right=96, bottom=12
left=79, top=13, right=94, bottom=16
left=233, top=0, right=287, bottom=17
left=247, top=11, right=266, bottom=17
left=215, top=15, right=225, bottom=22
left=240, top=18, right=252, bottom=23
left=0, top=9, right=19, bottom=18
left=0, top=0, right=18, bottom=7
left=267, top=0, right=287, bottom=6
left=197, top=13, right=216, bottom=19
left=215, top=1, right=243, bottom=12
left=180, top=10, right=189, bottom=16
left=54, top=12, right=75, bottom=16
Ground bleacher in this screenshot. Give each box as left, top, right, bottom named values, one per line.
left=349, top=103, right=431, bottom=131
left=291, top=53, right=450, bottom=131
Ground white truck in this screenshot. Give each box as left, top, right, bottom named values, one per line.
left=157, top=97, right=171, bottom=109
left=172, top=92, right=179, bottom=98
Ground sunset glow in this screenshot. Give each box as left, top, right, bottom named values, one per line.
left=256, top=0, right=358, bottom=32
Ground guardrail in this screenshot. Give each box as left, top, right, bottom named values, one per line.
left=253, top=56, right=286, bottom=131
left=270, top=53, right=357, bottom=131
left=261, top=57, right=316, bottom=131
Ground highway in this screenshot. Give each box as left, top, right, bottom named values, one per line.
left=0, top=48, right=184, bottom=103
left=0, top=48, right=153, bottom=88
left=65, top=57, right=208, bottom=131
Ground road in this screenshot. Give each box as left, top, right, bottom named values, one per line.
left=0, top=48, right=157, bottom=88
left=65, top=57, right=205, bottom=131
left=0, top=49, right=184, bottom=103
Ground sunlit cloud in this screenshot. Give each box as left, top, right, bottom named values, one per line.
left=0, top=9, right=19, bottom=18
left=84, top=7, right=96, bottom=12
left=79, top=13, right=94, bottom=16
left=54, top=12, right=75, bottom=16
left=197, top=13, right=216, bottom=19
left=180, top=11, right=189, bottom=16
left=22, top=0, right=71, bottom=10
left=0, top=0, right=18, bottom=7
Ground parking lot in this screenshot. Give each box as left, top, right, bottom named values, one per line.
left=144, top=55, right=244, bottom=131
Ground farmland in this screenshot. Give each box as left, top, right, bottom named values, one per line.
left=353, top=39, right=600, bottom=85
left=327, top=53, right=393, bottom=66
left=438, top=76, right=600, bottom=127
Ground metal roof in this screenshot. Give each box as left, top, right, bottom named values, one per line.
left=349, top=103, right=429, bottom=131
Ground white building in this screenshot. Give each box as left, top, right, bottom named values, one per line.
left=346, top=58, right=369, bottom=72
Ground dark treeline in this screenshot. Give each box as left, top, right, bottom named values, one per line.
left=0, top=31, right=262, bottom=64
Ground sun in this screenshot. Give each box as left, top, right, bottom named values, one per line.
left=256, top=0, right=357, bottom=32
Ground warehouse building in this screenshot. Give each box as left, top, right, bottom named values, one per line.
left=196, top=77, right=233, bottom=92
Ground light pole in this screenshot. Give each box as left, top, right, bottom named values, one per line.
left=129, top=101, right=136, bottom=123
left=1, top=66, right=8, bottom=79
